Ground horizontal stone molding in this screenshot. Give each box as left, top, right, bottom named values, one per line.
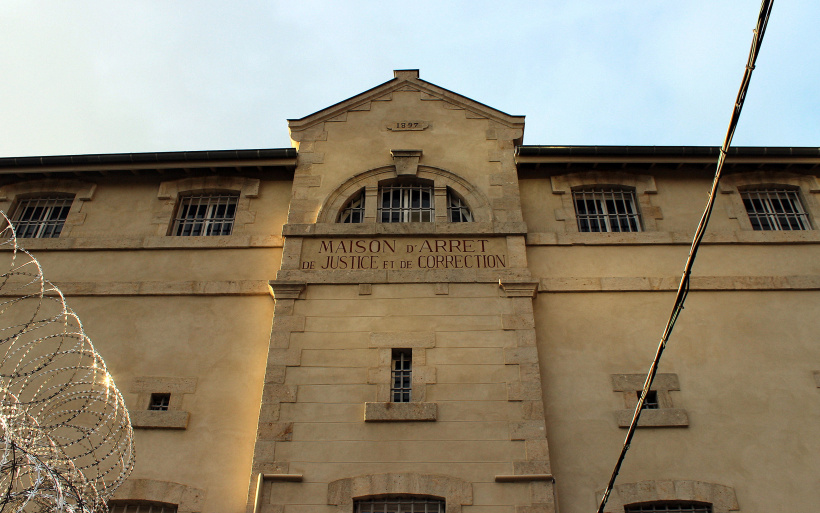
left=0, top=235, right=283, bottom=251
left=597, top=480, right=739, bottom=513
left=283, top=221, right=528, bottom=236
left=0, top=280, right=272, bottom=297
left=539, top=275, right=820, bottom=292
left=131, top=410, right=190, bottom=429
left=527, top=230, right=820, bottom=246
left=369, top=332, right=436, bottom=348
left=364, top=402, right=438, bottom=422
left=130, top=376, right=198, bottom=394
left=615, top=408, right=689, bottom=428
left=276, top=268, right=534, bottom=285
left=495, top=474, right=554, bottom=482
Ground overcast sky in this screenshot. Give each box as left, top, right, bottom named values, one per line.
left=1, top=1, right=817, bottom=157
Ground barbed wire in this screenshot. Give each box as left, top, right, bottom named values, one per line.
left=0, top=211, right=134, bottom=513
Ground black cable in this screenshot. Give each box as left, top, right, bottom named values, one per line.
left=595, top=2, right=773, bottom=511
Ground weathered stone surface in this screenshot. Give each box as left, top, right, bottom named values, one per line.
left=364, top=402, right=438, bottom=422
left=130, top=410, right=189, bottom=430
left=615, top=408, right=689, bottom=428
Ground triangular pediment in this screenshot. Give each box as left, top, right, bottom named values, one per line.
left=287, top=70, right=525, bottom=133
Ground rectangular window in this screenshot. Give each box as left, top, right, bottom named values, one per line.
left=391, top=349, right=412, bottom=402
left=356, top=497, right=444, bottom=513
left=11, top=195, right=74, bottom=238
left=171, top=193, right=238, bottom=236
left=379, top=184, right=434, bottom=223
left=637, top=390, right=659, bottom=410
left=148, top=393, right=171, bottom=411
left=741, top=188, right=810, bottom=230
left=573, top=188, right=641, bottom=232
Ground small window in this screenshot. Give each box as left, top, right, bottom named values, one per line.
left=171, top=193, right=238, bottom=236
left=109, top=501, right=178, bottom=513
left=391, top=349, right=412, bottom=403
left=356, top=497, right=444, bottom=513
left=741, top=188, right=810, bottom=231
left=573, top=188, right=641, bottom=232
left=636, top=390, right=659, bottom=410
left=11, top=195, right=74, bottom=238
left=624, top=502, right=712, bottom=513
left=339, top=188, right=366, bottom=223
left=148, top=393, right=171, bottom=411
left=447, top=188, right=473, bottom=222
left=379, top=183, right=434, bottom=223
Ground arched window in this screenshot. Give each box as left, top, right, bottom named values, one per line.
left=624, top=502, right=711, bottom=513
left=572, top=187, right=641, bottom=232
left=109, top=501, right=178, bottom=513
left=355, top=496, right=444, bottom=513
left=339, top=188, right=366, bottom=223
left=447, top=187, right=473, bottom=222
left=379, top=181, right=434, bottom=223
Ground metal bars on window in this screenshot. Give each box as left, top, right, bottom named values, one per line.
left=741, top=188, right=810, bottom=230
left=573, top=188, right=641, bottom=232
left=356, top=497, right=445, bottom=513
left=379, top=184, right=434, bottom=223
left=339, top=189, right=366, bottom=223
left=637, top=391, right=659, bottom=410
left=391, top=349, right=412, bottom=403
left=447, top=188, right=473, bottom=222
left=624, top=503, right=711, bottom=513
left=172, top=193, right=238, bottom=236
left=148, top=393, right=171, bottom=411
left=11, top=195, right=74, bottom=238
left=109, top=502, right=178, bottom=513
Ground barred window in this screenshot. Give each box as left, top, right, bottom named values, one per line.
left=339, top=188, right=366, bottom=223
left=391, top=349, right=412, bottom=403
left=379, top=183, right=434, bottom=223
left=637, top=390, right=659, bottom=410
left=741, top=188, right=810, bottom=231
left=573, top=188, right=641, bottom=232
left=171, top=193, right=238, bottom=236
left=356, top=497, right=444, bottom=513
left=624, top=502, right=711, bottom=513
left=109, top=501, right=178, bottom=513
left=11, top=195, right=74, bottom=238
left=447, top=188, right=473, bottom=222
left=148, top=393, right=171, bottom=411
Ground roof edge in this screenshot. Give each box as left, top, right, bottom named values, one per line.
left=0, top=148, right=298, bottom=168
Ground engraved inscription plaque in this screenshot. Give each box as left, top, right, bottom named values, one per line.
left=387, top=121, right=430, bottom=131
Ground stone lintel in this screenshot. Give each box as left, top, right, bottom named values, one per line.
left=611, top=373, right=680, bottom=392
left=364, top=402, right=437, bottom=422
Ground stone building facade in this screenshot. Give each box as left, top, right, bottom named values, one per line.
left=1, top=70, right=818, bottom=513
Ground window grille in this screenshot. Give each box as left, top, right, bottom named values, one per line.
left=109, top=502, right=178, bottom=513
left=356, top=497, right=444, bottom=513
left=741, top=188, right=810, bottom=231
left=637, top=390, right=659, bottom=410
left=11, top=195, right=74, bottom=238
left=171, top=193, right=238, bottom=236
left=339, top=189, right=366, bottom=223
left=391, top=349, right=412, bottom=403
left=573, top=188, right=641, bottom=232
left=447, top=188, right=473, bottom=222
left=624, top=502, right=711, bottom=513
left=379, top=183, right=434, bottom=223
left=148, top=393, right=171, bottom=411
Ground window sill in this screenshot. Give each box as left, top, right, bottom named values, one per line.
left=527, top=230, right=820, bottom=246
left=615, top=408, right=688, bottom=428
left=131, top=410, right=189, bottom=429
left=364, top=402, right=437, bottom=422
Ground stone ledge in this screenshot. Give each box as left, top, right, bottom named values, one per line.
left=540, top=275, right=820, bottom=292
left=615, top=408, right=689, bottom=428
left=1, top=235, right=283, bottom=251
left=0, top=280, right=272, bottom=297
left=283, top=222, right=528, bottom=237
left=131, top=410, right=189, bottom=429
left=527, top=230, right=820, bottom=246
left=364, top=402, right=437, bottom=422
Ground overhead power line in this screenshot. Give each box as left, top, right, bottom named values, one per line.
left=595, top=1, right=774, bottom=512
